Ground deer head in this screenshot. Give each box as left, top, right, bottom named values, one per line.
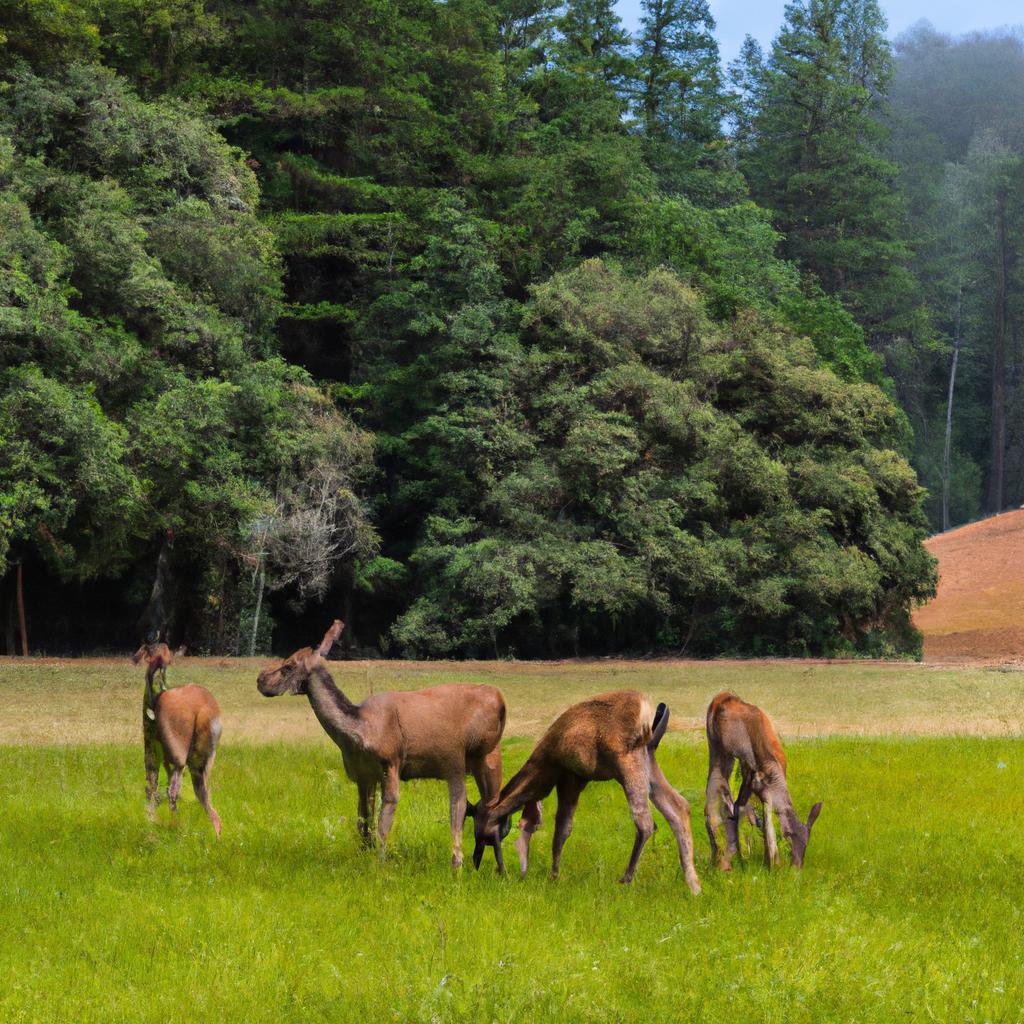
left=257, top=620, right=344, bottom=696
left=784, top=801, right=823, bottom=868
left=465, top=800, right=513, bottom=872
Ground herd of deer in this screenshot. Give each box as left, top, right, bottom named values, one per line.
left=134, top=620, right=823, bottom=891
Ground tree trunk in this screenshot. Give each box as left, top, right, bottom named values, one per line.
left=942, top=283, right=962, bottom=532
left=987, top=186, right=1008, bottom=514
left=15, top=561, right=28, bottom=656
left=248, top=557, right=265, bottom=657
left=138, top=536, right=175, bottom=644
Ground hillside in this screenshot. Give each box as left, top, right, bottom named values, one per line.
left=914, top=509, right=1024, bottom=662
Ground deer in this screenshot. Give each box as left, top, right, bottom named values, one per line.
left=468, top=691, right=702, bottom=894
left=135, top=644, right=222, bottom=836
left=256, top=620, right=507, bottom=868
left=704, top=691, right=822, bottom=870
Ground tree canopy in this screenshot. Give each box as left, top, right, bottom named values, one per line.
left=0, top=0, right=941, bottom=656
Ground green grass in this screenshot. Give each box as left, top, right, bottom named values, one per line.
left=4, top=655, right=1024, bottom=744
left=2, top=735, right=1022, bottom=1022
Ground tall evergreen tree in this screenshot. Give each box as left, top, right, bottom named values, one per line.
left=552, top=0, right=632, bottom=86
left=734, top=0, right=913, bottom=339
left=634, top=0, right=735, bottom=201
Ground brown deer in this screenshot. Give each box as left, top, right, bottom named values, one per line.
left=469, top=691, right=702, bottom=893
left=705, top=691, right=822, bottom=870
left=135, top=644, right=222, bottom=836
left=256, top=620, right=507, bottom=868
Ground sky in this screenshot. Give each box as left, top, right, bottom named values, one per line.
left=615, top=0, right=1024, bottom=62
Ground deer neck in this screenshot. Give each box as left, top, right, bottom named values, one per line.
left=143, top=671, right=159, bottom=713
left=304, top=663, right=363, bottom=741
left=493, top=757, right=556, bottom=821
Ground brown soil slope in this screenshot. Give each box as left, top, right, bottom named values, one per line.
left=914, top=509, right=1024, bottom=662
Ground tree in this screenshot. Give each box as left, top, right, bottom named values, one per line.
left=634, top=0, right=736, bottom=201
left=890, top=26, right=1024, bottom=526
left=394, top=261, right=936, bottom=658
left=0, top=64, right=375, bottom=651
left=734, top=0, right=913, bottom=339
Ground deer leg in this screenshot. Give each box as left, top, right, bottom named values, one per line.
left=190, top=757, right=221, bottom=837
left=356, top=781, right=375, bottom=848
left=728, top=770, right=755, bottom=866
left=367, top=784, right=377, bottom=845
left=167, top=764, right=184, bottom=824
left=448, top=776, right=467, bottom=869
left=516, top=800, right=543, bottom=879
left=468, top=749, right=501, bottom=828
left=619, top=763, right=656, bottom=885
left=649, top=757, right=701, bottom=894
left=145, top=741, right=161, bottom=821
left=550, top=775, right=587, bottom=880
left=377, top=764, right=400, bottom=856
left=473, top=747, right=503, bottom=801
left=704, top=756, right=734, bottom=871
left=762, top=796, right=779, bottom=868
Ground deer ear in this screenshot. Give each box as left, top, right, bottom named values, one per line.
left=316, top=620, right=345, bottom=657
left=649, top=702, right=670, bottom=750
left=806, top=802, right=823, bottom=831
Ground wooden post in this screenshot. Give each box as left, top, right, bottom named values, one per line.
left=15, top=561, right=28, bottom=657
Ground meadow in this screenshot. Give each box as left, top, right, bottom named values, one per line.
left=1, top=656, right=1023, bottom=1022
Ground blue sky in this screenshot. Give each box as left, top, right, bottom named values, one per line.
left=615, top=0, right=1024, bottom=63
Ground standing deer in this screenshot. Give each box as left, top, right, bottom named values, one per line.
left=256, top=621, right=507, bottom=868
left=705, top=691, right=822, bottom=870
left=469, top=691, right=702, bottom=893
left=135, top=644, right=222, bottom=836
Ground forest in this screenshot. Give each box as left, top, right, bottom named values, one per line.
left=0, top=0, right=1016, bottom=659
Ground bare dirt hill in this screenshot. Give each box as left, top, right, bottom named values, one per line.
left=914, top=508, right=1024, bottom=663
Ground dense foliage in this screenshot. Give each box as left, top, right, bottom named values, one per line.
left=0, top=64, right=375, bottom=651
left=887, top=24, right=1024, bottom=529
left=0, top=0, right=940, bottom=656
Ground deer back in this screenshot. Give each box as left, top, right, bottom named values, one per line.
left=535, top=690, right=656, bottom=780
left=154, top=685, right=221, bottom=766
left=380, top=684, right=506, bottom=775
left=707, top=692, right=787, bottom=777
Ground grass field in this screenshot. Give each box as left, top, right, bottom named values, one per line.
left=1, top=656, right=1023, bottom=1022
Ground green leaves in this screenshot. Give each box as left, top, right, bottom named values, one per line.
left=391, top=261, right=935, bottom=657
left=0, top=365, right=142, bottom=577
left=0, top=65, right=375, bottom=645
left=734, top=0, right=912, bottom=341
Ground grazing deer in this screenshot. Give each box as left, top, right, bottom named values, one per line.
left=705, top=691, right=822, bottom=870
left=469, top=691, right=702, bottom=893
left=135, top=645, right=222, bottom=836
left=256, top=621, right=507, bottom=868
